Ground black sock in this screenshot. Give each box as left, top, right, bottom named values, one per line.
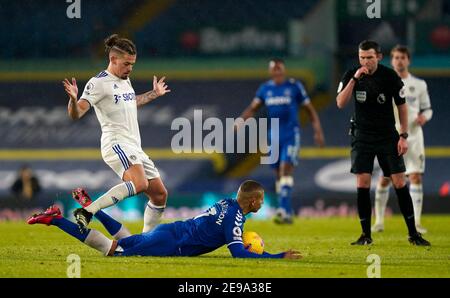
left=395, top=185, right=417, bottom=236
left=357, top=187, right=372, bottom=237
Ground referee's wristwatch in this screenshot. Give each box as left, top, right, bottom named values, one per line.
left=399, top=132, right=409, bottom=139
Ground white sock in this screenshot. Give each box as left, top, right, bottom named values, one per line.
left=85, top=181, right=136, bottom=214
left=275, top=180, right=281, bottom=195
left=374, top=184, right=390, bottom=225
left=112, top=225, right=132, bottom=240
left=84, top=229, right=114, bottom=256
left=143, top=201, right=165, bottom=233
left=410, top=183, right=423, bottom=226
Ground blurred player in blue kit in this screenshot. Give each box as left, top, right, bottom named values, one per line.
left=237, top=59, right=325, bottom=224
left=27, top=180, right=300, bottom=259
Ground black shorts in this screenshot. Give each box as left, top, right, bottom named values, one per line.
left=350, top=129, right=406, bottom=177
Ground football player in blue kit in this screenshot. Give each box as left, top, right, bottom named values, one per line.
left=27, top=180, right=301, bottom=259
left=237, top=59, right=325, bottom=224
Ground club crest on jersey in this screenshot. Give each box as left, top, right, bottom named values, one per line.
left=113, top=84, right=119, bottom=89
left=267, top=91, right=273, bottom=97
left=409, top=86, right=415, bottom=93
left=355, top=91, right=367, bottom=103
left=284, top=89, right=291, bottom=97
left=377, top=93, right=386, bottom=104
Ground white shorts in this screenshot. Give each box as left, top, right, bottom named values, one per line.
left=101, top=143, right=160, bottom=180
left=404, top=133, right=425, bottom=175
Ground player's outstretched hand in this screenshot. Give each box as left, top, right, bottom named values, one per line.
left=153, top=76, right=171, bottom=97
left=62, top=77, right=78, bottom=101
left=283, top=249, right=302, bottom=259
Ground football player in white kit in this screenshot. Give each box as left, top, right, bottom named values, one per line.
left=62, top=34, right=171, bottom=233
left=372, top=45, right=433, bottom=234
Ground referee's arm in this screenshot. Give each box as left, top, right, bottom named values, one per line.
left=336, top=78, right=356, bottom=109
left=336, top=67, right=368, bottom=109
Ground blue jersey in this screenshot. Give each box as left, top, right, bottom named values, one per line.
left=113, top=198, right=284, bottom=258
left=255, top=78, right=310, bottom=142
left=173, top=198, right=245, bottom=256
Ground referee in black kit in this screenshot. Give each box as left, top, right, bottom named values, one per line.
left=336, top=40, right=430, bottom=246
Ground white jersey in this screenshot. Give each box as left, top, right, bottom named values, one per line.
left=81, top=70, right=141, bottom=150
left=393, top=73, right=432, bottom=174
left=394, top=74, right=432, bottom=137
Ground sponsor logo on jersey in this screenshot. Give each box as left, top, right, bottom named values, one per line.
left=114, top=92, right=135, bottom=104
left=356, top=91, right=367, bottom=103
left=130, top=155, right=137, bottom=161
left=266, top=96, right=291, bottom=106
left=377, top=93, right=386, bottom=104
left=113, top=84, right=119, bottom=89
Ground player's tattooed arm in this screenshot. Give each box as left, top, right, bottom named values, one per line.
left=136, top=90, right=158, bottom=107
left=136, top=76, right=171, bottom=108
left=63, top=77, right=90, bottom=120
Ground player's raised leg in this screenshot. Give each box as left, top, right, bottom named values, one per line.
left=72, top=188, right=131, bottom=239
left=142, top=177, right=168, bottom=232
left=73, top=163, right=147, bottom=232
left=27, top=205, right=118, bottom=256
left=372, top=176, right=391, bottom=232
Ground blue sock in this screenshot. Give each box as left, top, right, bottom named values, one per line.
left=94, top=210, right=122, bottom=236
left=51, top=217, right=89, bottom=242
left=279, top=184, right=293, bottom=216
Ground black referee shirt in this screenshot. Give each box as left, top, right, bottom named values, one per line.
left=338, top=64, right=406, bottom=134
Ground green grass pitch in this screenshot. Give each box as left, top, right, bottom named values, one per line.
left=0, top=215, right=449, bottom=278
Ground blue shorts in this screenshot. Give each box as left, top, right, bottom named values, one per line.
left=116, top=223, right=181, bottom=257
left=270, top=131, right=301, bottom=169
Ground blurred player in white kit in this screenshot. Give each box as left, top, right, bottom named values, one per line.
left=372, top=45, right=433, bottom=234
